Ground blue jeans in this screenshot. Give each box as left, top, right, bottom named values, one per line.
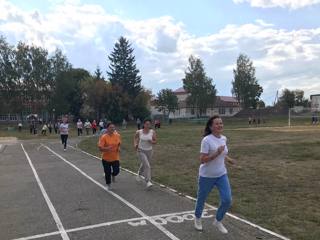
left=195, top=174, right=232, bottom=221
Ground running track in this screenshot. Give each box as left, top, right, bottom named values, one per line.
left=0, top=138, right=290, bottom=240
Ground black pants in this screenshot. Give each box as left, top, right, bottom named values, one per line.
left=77, top=128, right=82, bottom=136
left=102, top=160, right=120, bottom=185
left=60, top=134, right=68, bottom=149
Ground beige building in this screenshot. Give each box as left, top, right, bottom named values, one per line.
left=311, top=94, right=320, bottom=111
left=151, top=87, right=241, bottom=119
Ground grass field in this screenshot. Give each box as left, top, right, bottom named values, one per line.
left=77, top=120, right=320, bottom=240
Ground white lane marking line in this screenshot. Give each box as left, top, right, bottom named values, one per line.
left=20, top=144, right=70, bottom=240
left=71, top=145, right=291, bottom=240
left=68, top=209, right=199, bottom=232
left=43, top=145, right=180, bottom=240
left=12, top=209, right=212, bottom=240
left=224, top=211, right=290, bottom=240
left=12, top=231, right=61, bottom=240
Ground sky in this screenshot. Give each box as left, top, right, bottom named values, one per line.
left=1, top=0, right=320, bottom=105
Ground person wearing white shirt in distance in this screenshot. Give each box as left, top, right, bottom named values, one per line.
left=59, top=116, right=69, bottom=151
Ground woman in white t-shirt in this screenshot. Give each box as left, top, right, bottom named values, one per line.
left=134, top=119, right=157, bottom=188
left=59, top=116, right=69, bottom=151
left=194, top=115, right=236, bottom=233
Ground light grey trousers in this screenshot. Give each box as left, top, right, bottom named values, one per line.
left=137, top=149, right=153, bottom=182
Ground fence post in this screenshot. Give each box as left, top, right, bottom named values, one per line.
left=288, top=108, right=291, bottom=127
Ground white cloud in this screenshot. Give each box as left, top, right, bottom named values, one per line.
left=0, top=0, right=320, bottom=104
left=233, top=0, right=320, bottom=9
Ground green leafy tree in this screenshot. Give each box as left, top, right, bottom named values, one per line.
left=52, top=68, right=90, bottom=118
left=294, top=90, right=309, bottom=107
left=131, top=89, right=152, bottom=120
left=80, top=75, right=109, bottom=120
left=182, top=55, right=217, bottom=117
left=232, top=54, right=263, bottom=109
left=14, top=42, right=53, bottom=113
left=279, top=89, right=295, bottom=109
left=155, top=89, right=178, bottom=116
left=0, top=36, right=17, bottom=114
left=257, top=100, right=266, bottom=109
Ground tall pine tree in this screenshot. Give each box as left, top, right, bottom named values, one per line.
left=232, top=54, right=263, bottom=109
left=183, top=55, right=217, bottom=117
left=107, top=37, right=142, bottom=97
left=107, top=36, right=143, bottom=119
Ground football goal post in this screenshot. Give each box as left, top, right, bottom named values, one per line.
left=288, top=107, right=319, bottom=127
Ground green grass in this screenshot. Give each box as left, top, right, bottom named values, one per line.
left=79, top=121, right=320, bottom=240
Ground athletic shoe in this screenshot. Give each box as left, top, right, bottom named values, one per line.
left=194, top=217, right=203, bottom=231
left=63, top=148, right=66, bottom=151
left=106, top=184, right=112, bottom=190
left=112, top=175, right=116, bottom=183
left=146, top=181, right=153, bottom=188
left=136, top=175, right=142, bottom=182
left=213, top=219, right=228, bottom=234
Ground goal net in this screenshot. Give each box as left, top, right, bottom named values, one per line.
left=288, top=107, right=320, bottom=127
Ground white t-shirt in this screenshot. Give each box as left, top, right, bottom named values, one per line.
left=59, top=123, right=69, bottom=135
left=199, top=134, right=228, bottom=178
left=138, top=129, right=154, bottom=151
left=77, top=121, right=83, bottom=129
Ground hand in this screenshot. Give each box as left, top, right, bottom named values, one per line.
left=225, top=156, right=239, bottom=168
left=217, top=145, right=225, bottom=155
left=105, top=145, right=113, bottom=151
left=227, top=157, right=236, bottom=165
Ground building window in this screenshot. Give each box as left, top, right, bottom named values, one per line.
left=229, top=108, right=233, bottom=114
left=191, top=108, right=195, bottom=115
left=219, top=108, right=225, bottom=115
left=10, top=115, right=17, bottom=121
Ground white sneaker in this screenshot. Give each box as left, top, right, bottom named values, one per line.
left=136, top=175, right=141, bottom=182
left=146, top=181, right=153, bottom=188
left=213, top=219, right=228, bottom=234
left=194, top=217, right=203, bottom=231
left=63, top=148, right=66, bottom=151
left=106, top=184, right=112, bottom=190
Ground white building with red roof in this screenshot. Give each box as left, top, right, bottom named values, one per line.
left=167, top=87, right=241, bottom=118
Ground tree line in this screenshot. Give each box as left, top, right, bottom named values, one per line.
left=1, top=34, right=309, bottom=123
left=155, top=53, right=265, bottom=117
left=154, top=53, right=310, bottom=117
left=0, top=36, right=150, bottom=122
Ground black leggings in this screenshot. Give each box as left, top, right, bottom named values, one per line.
left=102, top=160, right=120, bottom=184
left=60, top=134, right=68, bottom=149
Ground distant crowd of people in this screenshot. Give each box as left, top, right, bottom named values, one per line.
left=248, top=116, right=265, bottom=126
left=18, top=117, right=162, bottom=136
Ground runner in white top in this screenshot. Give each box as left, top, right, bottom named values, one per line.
left=59, top=116, right=69, bottom=151
left=194, top=115, right=237, bottom=233
left=134, top=119, right=157, bottom=188
left=76, top=119, right=83, bottom=136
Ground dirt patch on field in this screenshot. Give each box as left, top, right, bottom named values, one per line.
left=0, top=137, right=18, bottom=143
